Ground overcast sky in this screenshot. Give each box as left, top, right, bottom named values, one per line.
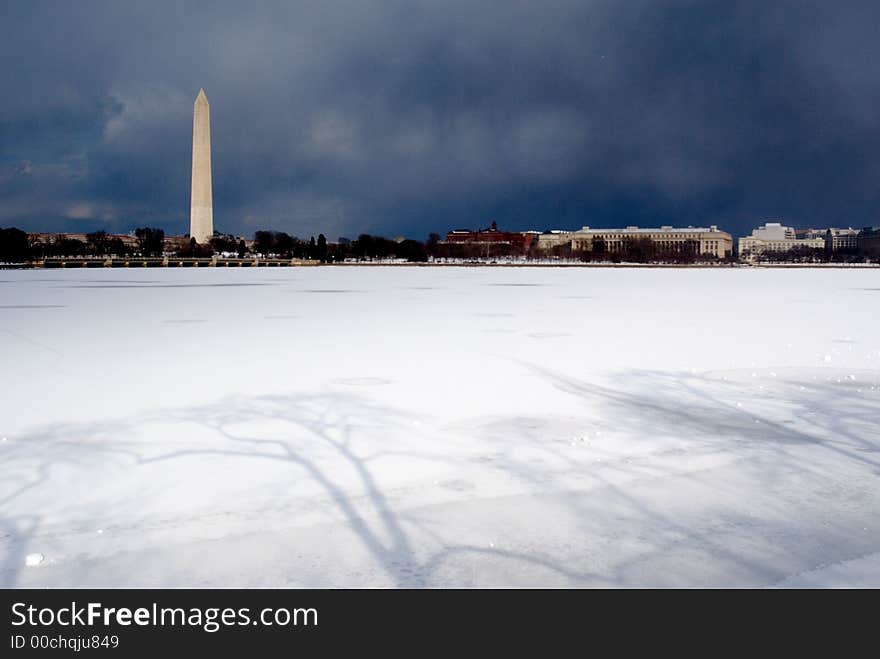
left=1, top=1, right=878, bottom=240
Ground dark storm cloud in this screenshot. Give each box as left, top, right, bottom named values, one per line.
left=1, top=0, right=879, bottom=239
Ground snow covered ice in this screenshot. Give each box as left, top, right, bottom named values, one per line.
left=1, top=266, right=879, bottom=587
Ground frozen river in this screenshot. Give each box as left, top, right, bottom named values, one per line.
left=1, top=266, right=879, bottom=587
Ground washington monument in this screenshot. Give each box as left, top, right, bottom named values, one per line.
left=189, top=88, right=213, bottom=243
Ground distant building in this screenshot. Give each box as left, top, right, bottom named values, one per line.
left=536, top=230, right=572, bottom=250
left=27, top=232, right=139, bottom=250
left=796, top=228, right=825, bottom=240
left=538, top=225, right=733, bottom=258
left=445, top=222, right=535, bottom=252
left=738, top=222, right=824, bottom=259
left=857, top=228, right=880, bottom=257
left=824, top=228, right=859, bottom=251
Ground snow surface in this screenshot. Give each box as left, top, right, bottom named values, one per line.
left=1, top=266, right=879, bottom=587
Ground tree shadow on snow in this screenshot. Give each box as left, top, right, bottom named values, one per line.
left=2, top=364, right=879, bottom=587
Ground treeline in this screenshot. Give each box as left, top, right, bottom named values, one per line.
left=234, top=230, right=438, bottom=262
left=4, top=225, right=879, bottom=265
left=0, top=228, right=171, bottom=260
left=0, top=228, right=30, bottom=263
left=333, top=234, right=429, bottom=262
left=747, top=246, right=872, bottom=264
left=0, top=227, right=434, bottom=263
left=0, top=227, right=257, bottom=261
left=252, top=231, right=328, bottom=260
left=246, top=231, right=428, bottom=262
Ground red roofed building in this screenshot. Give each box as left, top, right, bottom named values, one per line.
left=445, top=222, right=535, bottom=252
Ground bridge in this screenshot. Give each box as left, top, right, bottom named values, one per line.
left=31, top=257, right=321, bottom=268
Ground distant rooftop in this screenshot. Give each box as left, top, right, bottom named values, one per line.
left=578, top=225, right=724, bottom=234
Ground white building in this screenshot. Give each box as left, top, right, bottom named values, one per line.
left=824, top=228, right=859, bottom=251
left=536, top=230, right=573, bottom=250
left=738, top=222, right=824, bottom=259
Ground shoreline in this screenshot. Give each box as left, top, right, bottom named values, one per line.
left=3, top=259, right=879, bottom=270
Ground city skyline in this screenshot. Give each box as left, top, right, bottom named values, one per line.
left=2, top=2, right=879, bottom=241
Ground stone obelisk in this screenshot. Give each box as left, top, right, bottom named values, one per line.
left=189, top=88, right=213, bottom=243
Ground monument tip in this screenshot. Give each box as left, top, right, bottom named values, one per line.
left=196, top=88, right=208, bottom=104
